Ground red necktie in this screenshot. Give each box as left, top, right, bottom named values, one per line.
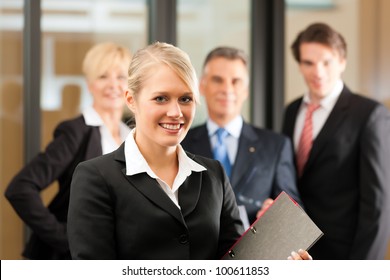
left=296, top=103, right=320, bottom=177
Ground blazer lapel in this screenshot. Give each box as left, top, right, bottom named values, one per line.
left=114, top=145, right=185, bottom=225
left=283, top=99, right=302, bottom=139
left=178, top=166, right=203, bottom=218
left=188, top=125, right=213, bottom=158
left=84, top=126, right=103, bottom=159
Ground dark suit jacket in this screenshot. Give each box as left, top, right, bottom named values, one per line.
left=67, top=145, right=244, bottom=260
left=181, top=122, right=302, bottom=223
left=282, top=85, right=390, bottom=259
left=5, top=115, right=102, bottom=259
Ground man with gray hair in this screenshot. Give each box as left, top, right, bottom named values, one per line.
left=182, top=46, right=302, bottom=225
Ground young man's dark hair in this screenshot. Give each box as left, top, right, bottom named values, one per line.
left=291, top=22, right=347, bottom=62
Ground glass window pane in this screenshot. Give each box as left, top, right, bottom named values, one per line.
left=39, top=0, right=148, bottom=203
left=177, top=0, right=250, bottom=126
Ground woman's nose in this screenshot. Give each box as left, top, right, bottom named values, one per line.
left=167, top=101, right=183, bottom=117
left=106, top=74, right=125, bottom=88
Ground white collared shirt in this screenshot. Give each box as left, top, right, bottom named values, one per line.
left=83, top=107, right=131, bottom=154
left=124, top=129, right=206, bottom=209
left=293, top=80, right=343, bottom=152
left=207, top=115, right=243, bottom=165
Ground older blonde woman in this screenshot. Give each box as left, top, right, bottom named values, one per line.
left=5, top=42, right=132, bottom=259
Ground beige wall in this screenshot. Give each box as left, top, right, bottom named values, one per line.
left=360, top=0, right=390, bottom=106
left=0, top=32, right=24, bottom=260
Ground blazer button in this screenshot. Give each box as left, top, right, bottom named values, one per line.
left=179, top=234, right=188, bottom=244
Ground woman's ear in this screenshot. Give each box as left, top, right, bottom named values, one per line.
left=125, top=90, right=136, bottom=113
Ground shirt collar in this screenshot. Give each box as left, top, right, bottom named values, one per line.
left=206, top=115, right=243, bottom=138
left=125, top=129, right=206, bottom=177
left=82, top=106, right=130, bottom=141
left=82, top=107, right=104, bottom=126
left=302, top=79, right=343, bottom=111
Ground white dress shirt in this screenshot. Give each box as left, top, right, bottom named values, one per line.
left=83, top=107, right=131, bottom=154
left=124, top=129, right=206, bottom=209
left=207, top=115, right=243, bottom=165
left=293, top=80, right=343, bottom=152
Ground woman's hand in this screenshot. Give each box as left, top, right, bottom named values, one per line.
left=287, top=249, right=313, bottom=260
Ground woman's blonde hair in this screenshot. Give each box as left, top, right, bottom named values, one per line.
left=82, top=42, right=132, bottom=82
left=127, top=42, right=200, bottom=104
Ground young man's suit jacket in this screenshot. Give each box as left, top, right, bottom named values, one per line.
left=282, top=85, right=390, bottom=260
left=67, top=145, right=244, bottom=260
left=181, top=122, right=302, bottom=223
left=5, top=115, right=102, bottom=259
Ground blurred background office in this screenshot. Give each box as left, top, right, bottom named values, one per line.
left=0, top=0, right=389, bottom=259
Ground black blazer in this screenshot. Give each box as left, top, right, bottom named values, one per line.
left=67, top=145, right=244, bottom=260
left=282, top=85, right=390, bottom=259
left=5, top=115, right=102, bottom=259
left=181, top=122, right=302, bottom=223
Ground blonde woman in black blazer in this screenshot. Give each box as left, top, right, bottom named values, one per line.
left=68, top=42, right=313, bottom=260
left=5, top=42, right=132, bottom=259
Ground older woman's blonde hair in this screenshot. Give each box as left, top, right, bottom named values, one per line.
left=127, top=42, right=200, bottom=104
left=82, top=42, right=132, bottom=82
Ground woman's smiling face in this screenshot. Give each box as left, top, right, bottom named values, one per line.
left=126, top=64, right=196, bottom=150
left=88, top=66, right=128, bottom=112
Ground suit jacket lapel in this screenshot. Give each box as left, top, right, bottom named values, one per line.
left=114, top=144, right=185, bottom=225
left=188, top=125, right=213, bottom=158
left=283, top=99, right=302, bottom=139
left=304, top=87, right=351, bottom=173
left=178, top=163, right=202, bottom=218
left=186, top=123, right=260, bottom=188
left=231, top=123, right=259, bottom=189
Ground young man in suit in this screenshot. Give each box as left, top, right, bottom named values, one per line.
left=282, top=22, right=390, bottom=259
left=181, top=47, right=302, bottom=224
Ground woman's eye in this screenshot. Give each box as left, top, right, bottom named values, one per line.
left=180, top=96, right=193, bottom=103
left=155, top=96, right=167, bottom=103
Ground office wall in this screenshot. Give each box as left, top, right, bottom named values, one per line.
left=360, top=0, right=390, bottom=106
left=0, top=31, right=24, bottom=260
